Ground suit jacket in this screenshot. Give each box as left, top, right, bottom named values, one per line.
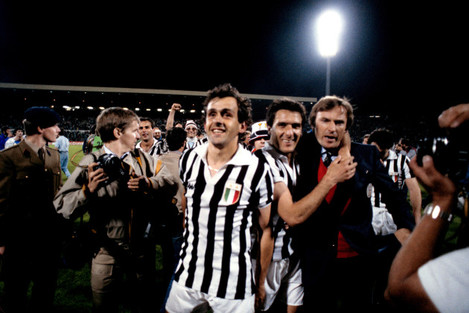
left=293, top=133, right=415, bottom=285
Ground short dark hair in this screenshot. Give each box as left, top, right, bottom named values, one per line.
left=96, top=107, right=139, bottom=143
left=309, top=95, right=354, bottom=130
left=139, top=117, right=155, bottom=128
left=202, top=83, right=252, bottom=127
left=368, top=128, right=394, bottom=150
left=266, top=98, right=307, bottom=128
left=166, top=127, right=187, bottom=151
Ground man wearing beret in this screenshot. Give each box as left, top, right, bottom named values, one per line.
left=0, top=106, right=62, bottom=313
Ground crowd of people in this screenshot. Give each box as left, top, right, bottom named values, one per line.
left=0, top=84, right=468, bottom=313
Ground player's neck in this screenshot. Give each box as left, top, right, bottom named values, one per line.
left=140, top=138, right=155, bottom=151
left=207, top=140, right=238, bottom=169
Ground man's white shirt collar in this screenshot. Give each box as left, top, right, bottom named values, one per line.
left=195, top=143, right=253, bottom=169
left=103, top=144, right=130, bottom=160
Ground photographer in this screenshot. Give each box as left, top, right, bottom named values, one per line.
left=385, top=103, right=469, bottom=312
left=54, top=107, right=177, bottom=313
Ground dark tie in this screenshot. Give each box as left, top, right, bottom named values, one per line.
left=323, top=151, right=332, bottom=167
left=38, top=148, right=45, bottom=162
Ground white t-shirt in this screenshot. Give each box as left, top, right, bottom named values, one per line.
left=418, top=246, right=469, bottom=313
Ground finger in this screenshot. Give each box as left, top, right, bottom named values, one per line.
left=88, top=162, right=99, bottom=172
left=91, top=171, right=105, bottom=181
left=96, top=177, right=108, bottom=184
left=438, top=104, right=469, bottom=128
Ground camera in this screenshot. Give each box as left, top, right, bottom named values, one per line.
left=417, top=124, right=469, bottom=222
left=417, top=124, right=469, bottom=187
left=93, top=153, right=129, bottom=183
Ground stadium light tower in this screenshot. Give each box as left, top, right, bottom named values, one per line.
left=316, top=9, right=343, bottom=96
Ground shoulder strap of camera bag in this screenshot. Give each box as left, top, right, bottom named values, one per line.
left=155, top=158, right=162, bottom=175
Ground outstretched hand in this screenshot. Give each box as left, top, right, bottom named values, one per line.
left=438, top=103, right=469, bottom=129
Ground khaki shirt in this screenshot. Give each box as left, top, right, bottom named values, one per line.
left=0, top=140, right=61, bottom=246
left=53, top=148, right=177, bottom=245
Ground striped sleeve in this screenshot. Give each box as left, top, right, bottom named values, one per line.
left=401, top=155, right=413, bottom=179
left=255, top=155, right=274, bottom=209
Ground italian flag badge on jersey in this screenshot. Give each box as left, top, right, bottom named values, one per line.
left=222, top=182, right=242, bottom=205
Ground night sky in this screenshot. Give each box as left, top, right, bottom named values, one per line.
left=1, top=1, right=468, bottom=117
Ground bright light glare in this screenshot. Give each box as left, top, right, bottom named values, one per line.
left=316, top=10, right=343, bottom=57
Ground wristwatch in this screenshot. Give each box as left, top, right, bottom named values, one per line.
left=424, top=203, right=453, bottom=222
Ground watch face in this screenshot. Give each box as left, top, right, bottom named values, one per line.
left=425, top=203, right=453, bottom=222
left=431, top=205, right=441, bottom=219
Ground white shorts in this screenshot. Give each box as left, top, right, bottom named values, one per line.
left=165, top=280, right=255, bottom=313
left=262, top=258, right=304, bottom=310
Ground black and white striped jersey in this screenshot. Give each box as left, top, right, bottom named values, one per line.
left=383, top=150, right=412, bottom=190
left=136, top=140, right=159, bottom=157
left=371, top=150, right=413, bottom=209
left=136, top=139, right=168, bottom=156
left=174, top=143, right=274, bottom=300
left=256, top=143, right=297, bottom=261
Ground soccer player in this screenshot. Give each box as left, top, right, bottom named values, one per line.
left=165, top=84, right=274, bottom=313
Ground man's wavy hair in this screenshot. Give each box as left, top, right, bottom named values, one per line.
left=266, top=98, right=307, bottom=128
left=202, top=83, right=253, bottom=128
left=309, top=95, right=354, bottom=131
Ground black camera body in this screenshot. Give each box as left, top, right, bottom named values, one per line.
left=417, top=124, right=469, bottom=224
left=93, top=153, right=129, bottom=183
left=417, top=124, right=469, bottom=188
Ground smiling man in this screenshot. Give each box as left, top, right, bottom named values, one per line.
left=136, top=117, right=159, bottom=156
left=165, top=84, right=274, bottom=313
left=254, top=98, right=358, bottom=312
left=254, top=98, right=306, bottom=312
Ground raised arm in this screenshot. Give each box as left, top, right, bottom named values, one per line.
left=165, top=103, right=181, bottom=131
left=385, top=156, right=456, bottom=312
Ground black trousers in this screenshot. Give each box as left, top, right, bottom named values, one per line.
left=302, top=253, right=375, bottom=313
left=1, top=242, right=60, bottom=313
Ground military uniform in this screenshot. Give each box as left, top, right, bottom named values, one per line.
left=0, top=140, right=62, bottom=312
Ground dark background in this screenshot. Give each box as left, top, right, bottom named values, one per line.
left=1, top=1, right=468, bottom=119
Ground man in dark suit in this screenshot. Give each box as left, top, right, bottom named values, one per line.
left=293, top=96, right=415, bottom=312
